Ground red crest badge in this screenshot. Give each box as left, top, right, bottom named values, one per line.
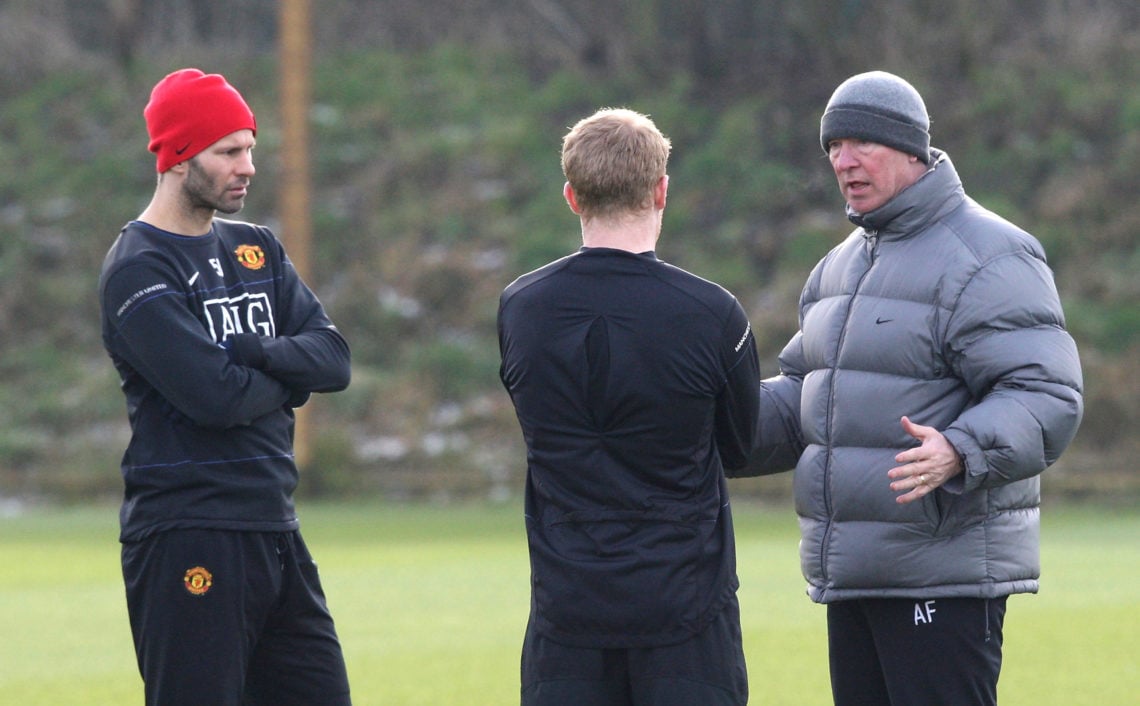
left=183, top=566, right=214, bottom=596
left=234, top=244, right=266, bottom=270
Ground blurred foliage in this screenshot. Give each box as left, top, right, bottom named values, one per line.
left=0, top=0, right=1136, bottom=503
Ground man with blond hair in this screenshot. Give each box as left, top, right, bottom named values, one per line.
left=498, top=108, right=760, bottom=705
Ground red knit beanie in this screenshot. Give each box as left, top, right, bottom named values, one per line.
left=144, top=68, right=257, bottom=173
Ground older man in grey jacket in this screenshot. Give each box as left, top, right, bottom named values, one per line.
left=745, top=71, right=1084, bottom=705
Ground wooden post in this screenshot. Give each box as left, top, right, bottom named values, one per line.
left=279, top=0, right=314, bottom=468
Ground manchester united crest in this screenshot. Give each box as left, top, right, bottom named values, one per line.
left=234, top=244, right=266, bottom=270
left=183, top=566, right=214, bottom=596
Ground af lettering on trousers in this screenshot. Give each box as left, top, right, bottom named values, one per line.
left=828, top=596, right=1007, bottom=706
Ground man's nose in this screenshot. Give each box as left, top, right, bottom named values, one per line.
left=238, top=150, right=256, bottom=177
left=831, top=143, right=858, bottom=170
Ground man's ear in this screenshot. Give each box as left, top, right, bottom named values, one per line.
left=564, top=181, right=582, bottom=214
left=167, top=159, right=191, bottom=177
left=654, top=175, right=669, bottom=210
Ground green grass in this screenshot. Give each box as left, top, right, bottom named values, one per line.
left=0, top=501, right=1136, bottom=705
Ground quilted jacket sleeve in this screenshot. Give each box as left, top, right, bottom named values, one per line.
left=941, top=246, right=1084, bottom=492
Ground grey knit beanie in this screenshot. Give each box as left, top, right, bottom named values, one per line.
left=820, top=71, right=931, bottom=164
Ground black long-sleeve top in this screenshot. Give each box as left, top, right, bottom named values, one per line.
left=100, top=219, right=350, bottom=542
left=498, top=247, right=760, bottom=648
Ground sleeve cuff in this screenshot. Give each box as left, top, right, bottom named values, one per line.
left=943, top=427, right=985, bottom=492
left=230, top=333, right=267, bottom=369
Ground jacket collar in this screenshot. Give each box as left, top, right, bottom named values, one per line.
left=848, top=149, right=965, bottom=240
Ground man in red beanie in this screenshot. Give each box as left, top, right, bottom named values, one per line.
left=99, top=68, right=353, bottom=706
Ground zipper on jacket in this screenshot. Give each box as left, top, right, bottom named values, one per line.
left=864, top=229, right=879, bottom=256
left=819, top=228, right=879, bottom=583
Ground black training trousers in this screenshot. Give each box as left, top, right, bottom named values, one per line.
left=827, top=596, right=1007, bottom=706
left=521, top=594, right=748, bottom=706
left=122, top=529, right=351, bottom=706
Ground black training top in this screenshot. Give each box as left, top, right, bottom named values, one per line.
left=498, top=247, right=760, bottom=648
left=100, top=219, right=350, bottom=542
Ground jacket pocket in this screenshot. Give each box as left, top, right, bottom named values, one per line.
left=921, top=490, right=945, bottom=533
left=931, top=488, right=986, bottom=536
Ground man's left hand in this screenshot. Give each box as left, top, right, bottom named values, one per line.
left=888, top=416, right=962, bottom=504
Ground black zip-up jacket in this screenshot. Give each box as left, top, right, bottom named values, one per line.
left=100, top=219, right=350, bottom=542
left=498, top=247, right=760, bottom=647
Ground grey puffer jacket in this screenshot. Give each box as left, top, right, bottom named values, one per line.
left=748, top=150, right=1083, bottom=603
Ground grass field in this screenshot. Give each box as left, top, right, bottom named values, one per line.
left=1, top=500, right=1136, bottom=705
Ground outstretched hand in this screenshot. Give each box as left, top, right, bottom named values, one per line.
left=887, top=416, right=963, bottom=504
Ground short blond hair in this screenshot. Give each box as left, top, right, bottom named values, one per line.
left=561, top=108, right=671, bottom=220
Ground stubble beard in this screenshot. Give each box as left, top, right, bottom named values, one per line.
left=184, top=158, right=247, bottom=216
